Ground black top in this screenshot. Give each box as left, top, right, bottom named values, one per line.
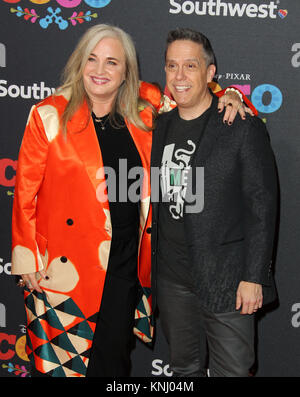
left=157, top=106, right=211, bottom=286
left=92, top=113, right=142, bottom=229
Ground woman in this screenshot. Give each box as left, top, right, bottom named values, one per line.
left=11, top=24, right=249, bottom=377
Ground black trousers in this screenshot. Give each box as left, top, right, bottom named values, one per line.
left=157, top=276, right=255, bottom=377
left=86, top=223, right=139, bottom=377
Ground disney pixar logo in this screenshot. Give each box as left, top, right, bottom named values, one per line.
left=3, top=0, right=112, bottom=30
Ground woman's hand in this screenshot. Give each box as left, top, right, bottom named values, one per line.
left=20, top=270, right=49, bottom=293
left=218, top=90, right=254, bottom=125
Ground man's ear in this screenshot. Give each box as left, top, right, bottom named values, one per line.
left=207, top=64, right=216, bottom=83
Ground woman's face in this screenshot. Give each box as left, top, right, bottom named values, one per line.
left=83, top=37, right=126, bottom=106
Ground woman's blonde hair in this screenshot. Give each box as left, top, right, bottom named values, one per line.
left=58, top=24, right=157, bottom=133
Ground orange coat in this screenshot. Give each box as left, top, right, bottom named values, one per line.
left=11, top=81, right=162, bottom=377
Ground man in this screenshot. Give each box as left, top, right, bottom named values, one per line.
left=150, top=28, right=278, bottom=377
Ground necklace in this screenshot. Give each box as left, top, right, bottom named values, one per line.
left=93, top=113, right=109, bottom=130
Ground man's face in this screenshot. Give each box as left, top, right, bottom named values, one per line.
left=165, top=40, right=215, bottom=115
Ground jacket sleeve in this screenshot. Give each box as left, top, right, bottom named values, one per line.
left=139, top=81, right=163, bottom=111
left=11, top=105, right=49, bottom=275
left=239, top=118, right=278, bottom=286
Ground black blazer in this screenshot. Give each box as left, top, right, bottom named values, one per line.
left=150, top=95, right=278, bottom=313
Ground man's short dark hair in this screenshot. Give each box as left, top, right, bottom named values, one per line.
left=165, top=27, right=216, bottom=67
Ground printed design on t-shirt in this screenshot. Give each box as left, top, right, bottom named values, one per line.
left=160, top=140, right=196, bottom=220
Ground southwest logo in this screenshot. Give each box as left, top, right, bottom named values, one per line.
left=2, top=0, right=112, bottom=30
left=278, top=9, right=288, bottom=18
left=169, top=1, right=288, bottom=20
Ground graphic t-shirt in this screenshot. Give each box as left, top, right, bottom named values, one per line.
left=157, top=106, right=211, bottom=285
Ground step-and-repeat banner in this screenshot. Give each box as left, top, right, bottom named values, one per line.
left=0, top=0, right=299, bottom=378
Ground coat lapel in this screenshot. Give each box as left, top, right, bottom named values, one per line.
left=67, top=101, right=103, bottom=192
left=126, top=119, right=153, bottom=244
left=67, top=101, right=111, bottom=230
left=151, top=110, right=175, bottom=169
left=191, top=95, right=221, bottom=167
left=126, top=120, right=152, bottom=199
left=150, top=111, right=174, bottom=216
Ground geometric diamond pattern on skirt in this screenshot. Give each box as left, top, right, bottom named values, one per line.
left=134, top=287, right=154, bottom=345
left=24, top=288, right=97, bottom=377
